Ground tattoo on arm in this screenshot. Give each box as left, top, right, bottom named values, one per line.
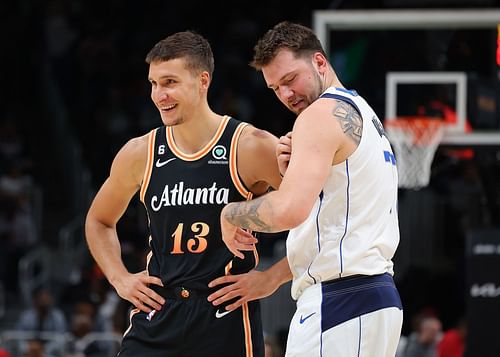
left=225, top=197, right=275, bottom=233
left=332, top=100, right=363, bottom=145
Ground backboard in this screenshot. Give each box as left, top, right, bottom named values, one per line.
left=313, top=9, right=500, bottom=146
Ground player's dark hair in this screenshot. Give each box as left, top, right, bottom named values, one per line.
left=146, top=31, right=214, bottom=77
left=250, top=21, right=326, bottom=70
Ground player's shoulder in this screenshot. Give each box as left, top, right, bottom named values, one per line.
left=232, top=122, right=281, bottom=192
left=121, top=131, right=151, bottom=157
left=112, top=131, right=153, bottom=170
left=238, top=124, right=278, bottom=152
left=294, top=98, right=334, bottom=126
left=239, top=123, right=277, bottom=142
left=110, top=131, right=153, bottom=185
left=292, top=98, right=349, bottom=146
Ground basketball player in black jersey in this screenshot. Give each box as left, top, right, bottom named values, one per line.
left=85, top=31, right=286, bottom=356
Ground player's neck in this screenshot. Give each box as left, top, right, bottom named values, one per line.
left=171, top=109, right=223, bottom=155
left=323, top=69, right=344, bottom=92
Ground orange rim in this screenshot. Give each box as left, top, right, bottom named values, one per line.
left=385, top=116, right=444, bottom=145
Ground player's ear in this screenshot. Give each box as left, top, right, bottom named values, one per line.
left=200, top=71, right=211, bottom=90
left=312, top=52, right=328, bottom=74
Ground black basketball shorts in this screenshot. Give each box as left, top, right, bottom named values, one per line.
left=118, top=286, right=264, bottom=357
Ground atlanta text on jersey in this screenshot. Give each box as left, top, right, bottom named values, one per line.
left=150, top=181, right=230, bottom=210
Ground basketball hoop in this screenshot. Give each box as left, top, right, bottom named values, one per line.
left=385, top=117, right=444, bottom=190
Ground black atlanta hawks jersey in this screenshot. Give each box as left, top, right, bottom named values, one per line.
left=140, top=116, right=258, bottom=291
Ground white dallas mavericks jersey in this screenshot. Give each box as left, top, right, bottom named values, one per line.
left=287, top=87, right=400, bottom=300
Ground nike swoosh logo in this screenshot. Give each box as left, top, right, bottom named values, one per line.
left=299, top=312, right=316, bottom=324
left=155, top=157, right=176, bottom=168
left=215, top=309, right=232, bottom=319
left=146, top=309, right=157, bottom=321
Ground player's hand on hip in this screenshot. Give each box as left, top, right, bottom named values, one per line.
left=220, top=205, right=257, bottom=259
left=276, top=131, right=292, bottom=176
left=113, top=271, right=165, bottom=313
left=207, top=270, right=276, bottom=311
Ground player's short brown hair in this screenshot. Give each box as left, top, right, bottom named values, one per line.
left=250, top=21, right=326, bottom=70
left=146, top=31, right=214, bottom=77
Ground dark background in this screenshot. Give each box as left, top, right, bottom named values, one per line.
left=1, top=0, right=500, bottom=355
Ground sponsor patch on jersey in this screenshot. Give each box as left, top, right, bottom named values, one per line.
left=209, top=145, right=228, bottom=165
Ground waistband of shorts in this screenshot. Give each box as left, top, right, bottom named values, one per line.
left=322, top=273, right=395, bottom=293
left=298, top=273, right=394, bottom=303
left=320, top=272, right=402, bottom=330
left=322, top=274, right=366, bottom=285
left=153, top=286, right=211, bottom=300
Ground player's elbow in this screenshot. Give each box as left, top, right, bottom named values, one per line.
left=84, top=210, right=112, bottom=241
left=84, top=212, right=98, bottom=242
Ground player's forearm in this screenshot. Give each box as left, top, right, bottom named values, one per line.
left=265, top=257, right=293, bottom=289
left=85, top=219, right=129, bottom=285
left=223, top=191, right=303, bottom=233
left=223, top=195, right=276, bottom=232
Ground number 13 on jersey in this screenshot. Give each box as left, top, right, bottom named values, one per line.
left=170, top=222, right=210, bottom=254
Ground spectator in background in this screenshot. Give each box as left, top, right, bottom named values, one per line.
left=87, top=278, right=120, bottom=334
left=437, top=317, right=466, bottom=357
left=0, top=196, right=36, bottom=293
left=0, top=348, right=12, bottom=357
left=403, top=314, right=442, bottom=357
left=17, top=288, right=67, bottom=334
left=264, top=332, right=283, bottom=357
left=0, top=142, right=37, bottom=293
left=0, top=160, right=34, bottom=201
left=24, top=340, right=45, bottom=357
left=17, top=288, right=67, bottom=356
left=0, top=160, right=37, bottom=252
left=65, top=293, right=119, bottom=356
left=67, top=312, right=93, bottom=356
left=66, top=312, right=111, bottom=357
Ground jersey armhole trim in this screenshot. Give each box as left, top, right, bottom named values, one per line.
left=139, top=128, right=157, bottom=203
left=245, top=191, right=259, bottom=269
left=230, top=122, right=251, bottom=198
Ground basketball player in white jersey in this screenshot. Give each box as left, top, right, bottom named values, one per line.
left=211, top=21, right=403, bottom=356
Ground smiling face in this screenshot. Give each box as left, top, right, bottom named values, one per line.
left=148, top=58, right=208, bottom=127
left=145, top=31, right=214, bottom=127
left=261, top=49, right=325, bottom=115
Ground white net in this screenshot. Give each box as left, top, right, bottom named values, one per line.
left=385, top=117, right=444, bottom=190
